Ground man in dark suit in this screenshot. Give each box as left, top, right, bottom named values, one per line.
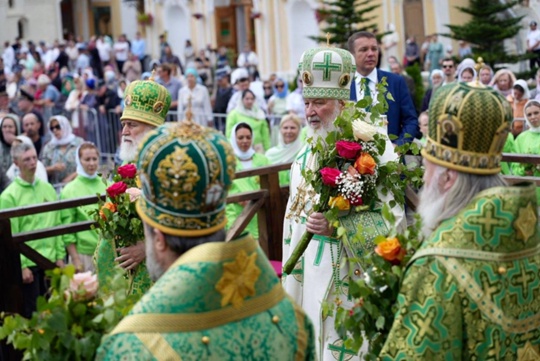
left=348, top=31, right=420, bottom=145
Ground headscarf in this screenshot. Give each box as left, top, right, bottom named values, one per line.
left=457, top=66, right=477, bottom=83
left=48, top=115, right=76, bottom=146
left=75, top=142, right=99, bottom=179
left=513, top=79, right=531, bottom=101
left=61, top=75, right=75, bottom=97
left=430, top=69, right=444, bottom=88
left=524, top=99, right=540, bottom=132
left=265, top=114, right=304, bottom=164
left=0, top=114, right=21, bottom=146
left=230, top=122, right=256, bottom=161
left=235, top=90, right=266, bottom=120
left=489, top=69, right=516, bottom=97
left=273, top=78, right=289, bottom=99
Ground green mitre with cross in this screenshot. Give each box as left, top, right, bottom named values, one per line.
left=121, top=73, right=172, bottom=127
left=298, top=35, right=355, bottom=100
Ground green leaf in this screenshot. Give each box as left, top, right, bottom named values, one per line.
left=375, top=316, right=385, bottom=330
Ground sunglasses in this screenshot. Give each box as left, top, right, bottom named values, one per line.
left=443, top=65, right=454, bottom=69
left=238, top=77, right=249, bottom=83
left=264, top=86, right=272, bottom=90
left=50, top=125, right=61, bottom=131
left=276, top=84, right=285, bottom=89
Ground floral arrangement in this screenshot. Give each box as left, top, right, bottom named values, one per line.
left=91, top=163, right=144, bottom=250
left=333, top=206, right=423, bottom=359
left=283, top=79, right=420, bottom=274
left=0, top=266, right=140, bottom=360
left=137, top=13, right=153, bottom=26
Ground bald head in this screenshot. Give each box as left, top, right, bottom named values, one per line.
left=22, top=113, right=41, bottom=140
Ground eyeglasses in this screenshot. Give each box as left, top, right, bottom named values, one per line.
left=263, top=86, right=272, bottom=90
left=50, top=125, right=61, bottom=131
left=276, top=84, right=285, bottom=89
left=442, top=65, right=454, bottom=69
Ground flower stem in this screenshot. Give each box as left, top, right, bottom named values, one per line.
left=283, top=231, right=314, bottom=274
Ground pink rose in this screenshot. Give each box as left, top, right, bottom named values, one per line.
left=336, top=140, right=362, bottom=159
left=107, top=181, right=128, bottom=198
left=69, top=272, right=98, bottom=301
left=125, top=187, right=142, bottom=202
left=320, top=167, right=342, bottom=187
left=117, top=164, right=137, bottom=179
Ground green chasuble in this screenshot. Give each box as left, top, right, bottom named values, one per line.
left=96, top=235, right=316, bottom=361
left=94, top=237, right=152, bottom=296
left=380, top=184, right=540, bottom=360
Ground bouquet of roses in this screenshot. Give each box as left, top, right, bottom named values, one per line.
left=283, top=79, right=410, bottom=274
left=91, top=163, right=144, bottom=249
left=333, top=206, right=423, bottom=359
left=0, top=266, right=139, bottom=360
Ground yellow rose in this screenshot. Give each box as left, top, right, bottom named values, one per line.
left=352, top=119, right=377, bottom=142
left=375, top=237, right=406, bottom=265
left=328, top=195, right=351, bottom=211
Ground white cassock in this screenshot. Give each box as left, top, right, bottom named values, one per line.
left=282, top=127, right=405, bottom=361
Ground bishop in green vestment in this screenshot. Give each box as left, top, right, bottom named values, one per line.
left=94, top=76, right=171, bottom=295
left=380, top=81, right=540, bottom=359
left=97, top=116, right=316, bottom=360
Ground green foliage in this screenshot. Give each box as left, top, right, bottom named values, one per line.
left=405, top=63, right=425, bottom=112
left=334, top=208, right=424, bottom=358
left=90, top=165, right=144, bottom=249
left=443, top=0, right=524, bottom=68
left=312, top=0, right=380, bottom=48
left=0, top=266, right=141, bottom=360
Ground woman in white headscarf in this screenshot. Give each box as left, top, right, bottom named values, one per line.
left=457, top=58, right=477, bottom=82
left=225, top=122, right=270, bottom=241
left=41, top=115, right=84, bottom=185
left=265, top=114, right=304, bottom=185
left=421, top=69, right=445, bottom=111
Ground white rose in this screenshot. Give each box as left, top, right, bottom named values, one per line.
left=352, top=119, right=378, bottom=142
left=69, top=271, right=99, bottom=301
left=125, top=187, right=142, bottom=202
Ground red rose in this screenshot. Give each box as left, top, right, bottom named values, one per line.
left=117, top=164, right=137, bottom=179
left=107, top=181, right=128, bottom=198
left=320, top=167, right=342, bottom=187
left=336, top=140, right=362, bottom=159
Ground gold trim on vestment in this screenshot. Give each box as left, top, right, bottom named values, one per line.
left=292, top=296, right=308, bottom=361
left=136, top=201, right=227, bottom=237
left=409, top=243, right=540, bottom=265
left=111, top=283, right=286, bottom=334
left=172, top=233, right=257, bottom=266
left=437, top=256, right=540, bottom=333
left=135, top=333, right=182, bottom=361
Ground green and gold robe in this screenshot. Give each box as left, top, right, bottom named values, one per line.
left=380, top=183, right=540, bottom=360
left=96, top=235, right=316, bottom=361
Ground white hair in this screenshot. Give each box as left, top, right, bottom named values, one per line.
left=418, top=163, right=507, bottom=238
left=305, top=99, right=341, bottom=146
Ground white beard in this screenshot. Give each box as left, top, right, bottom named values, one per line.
left=417, top=171, right=448, bottom=239
left=145, top=233, right=166, bottom=282
left=305, top=106, right=341, bottom=146
left=119, top=131, right=147, bottom=162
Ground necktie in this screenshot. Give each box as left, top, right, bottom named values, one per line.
left=362, top=77, right=371, bottom=99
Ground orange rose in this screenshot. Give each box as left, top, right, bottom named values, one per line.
left=375, top=237, right=406, bottom=265
left=354, top=153, right=376, bottom=175
left=99, top=202, right=117, bottom=220
left=328, top=195, right=351, bottom=211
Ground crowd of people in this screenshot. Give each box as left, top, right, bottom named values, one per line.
left=0, top=24, right=540, bottom=360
